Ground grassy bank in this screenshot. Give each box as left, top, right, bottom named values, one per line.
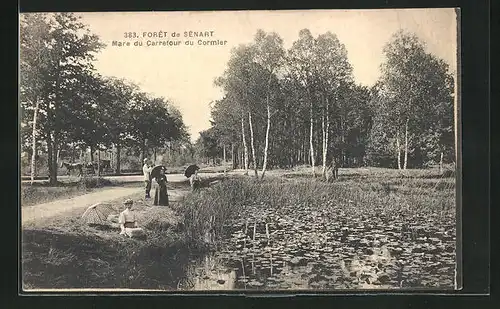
left=22, top=195, right=209, bottom=290
left=179, top=167, right=455, bottom=242
left=22, top=175, right=223, bottom=290
left=22, top=168, right=456, bottom=290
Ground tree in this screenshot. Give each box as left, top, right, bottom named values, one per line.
left=288, top=29, right=318, bottom=177
left=313, top=32, right=353, bottom=178
left=214, top=44, right=265, bottom=178
left=378, top=30, right=455, bottom=169
left=20, top=13, right=104, bottom=184
left=127, top=93, right=183, bottom=163
left=197, top=128, right=221, bottom=163
left=253, top=30, right=285, bottom=179
left=100, top=77, right=138, bottom=174
left=20, top=14, right=52, bottom=184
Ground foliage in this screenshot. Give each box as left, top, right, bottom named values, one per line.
left=202, top=28, right=454, bottom=171
left=20, top=13, right=190, bottom=177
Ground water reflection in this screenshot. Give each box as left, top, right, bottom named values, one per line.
left=179, top=206, right=455, bottom=290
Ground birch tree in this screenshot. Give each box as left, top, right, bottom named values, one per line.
left=20, top=14, right=52, bottom=184
left=313, top=32, right=353, bottom=179
left=379, top=30, right=454, bottom=169
left=288, top=29, right=317, bottom=177
left=253, top=30, right=285, bottom=179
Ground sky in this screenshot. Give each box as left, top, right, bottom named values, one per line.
left=77, top=9, right=458, bottom=143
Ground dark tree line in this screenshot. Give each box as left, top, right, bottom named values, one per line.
left=197, top=29, right=455, bottom=179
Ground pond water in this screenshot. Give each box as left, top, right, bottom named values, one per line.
left=178, top=202, right=456, bottom=290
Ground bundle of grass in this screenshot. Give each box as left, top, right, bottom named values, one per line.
left=140, top=206, right=182, bottom=232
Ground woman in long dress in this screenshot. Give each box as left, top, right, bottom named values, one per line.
left=153, top=167, right=169, bottom=206
left=118, top=199, right=144, bottom=238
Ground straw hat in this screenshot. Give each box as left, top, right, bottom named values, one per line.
left=123, top=199, right=133, bottom=205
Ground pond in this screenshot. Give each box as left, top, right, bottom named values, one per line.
left=178, top=201, right=457, bottom=291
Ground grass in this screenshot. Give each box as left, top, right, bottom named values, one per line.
left=21, top=167, right=456, bottom=290
left=22, top=191, right=207, bottom=290
left=21, top=174, right=226, bottom=290
left=20, top=176, right=134, bottom=207
left=179, top=166, right=456, bottom=245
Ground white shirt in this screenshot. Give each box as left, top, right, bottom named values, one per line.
left=190, top=173, right=200, bottom=185
left=118, top=208, right=136, bottom=224
left=143, top=164, right=152, bottom=181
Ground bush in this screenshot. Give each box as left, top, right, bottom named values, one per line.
left=78, top=176, right=113, bottom=189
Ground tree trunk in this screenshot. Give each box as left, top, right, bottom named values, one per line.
left=56, top=148, right=60, bottom=171
left=439, top=151, right=444, bottom=174
left=97, top=148, right=101, bottom=186
left=261, top=102, right=271, bottom=179
left=141, top=138, right=147, bottom=164
left=49, top=132, right=59, bottom=185
left=90, top=145, right=95, bottom=162
left=47, top=135, right=54, bottom=184
left=240, top=148, right=243, bottom=170
left=241, top=117, right=249, bottom=175
left=231, top=144, right=234, bottom=169
left=223, top=144, right=227, bottom=176
left=404, top=118, right=409, bottom=170
left=321, top=113, right=326, bottom=178
left=30, top=100, right=40, bottom=184
left=309, top=101, right=315, bottom=178
left=153, top=147, right=157, bottom=163
left=261, top=73, right=273, bottom=180
left=248, top=112, right=258, bottom=178
left=396, top=132, right=401, bottom=170
left=321, top=96, right=329, bottom=179
left=115, top=144, right=121, bottom=175
left=49, top=59, right=62, bottom=185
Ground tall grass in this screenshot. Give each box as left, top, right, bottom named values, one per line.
left=22, top=205, right=207, bottom=290
left=179, top=169, right=455, bottom=244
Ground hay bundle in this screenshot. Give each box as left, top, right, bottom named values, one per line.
left=81, top=203, right=118, bottom=225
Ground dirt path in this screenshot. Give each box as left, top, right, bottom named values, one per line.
left=21, top=187, right=143, bottom=225
left=20, top=170, right=256, bottom=226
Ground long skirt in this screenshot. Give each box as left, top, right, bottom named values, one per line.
left=154, top=183, right=169, bottom=206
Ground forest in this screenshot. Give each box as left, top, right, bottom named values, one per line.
left=20, top=13, right=191, bottom=184
left=20, top=12, right=458, bottom=291
left=199, top=28, right=455, bottom=179
left=20, top=13, right=456, bottom=185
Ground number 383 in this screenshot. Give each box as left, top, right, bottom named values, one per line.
left=124, top=32, right=138, bottom=38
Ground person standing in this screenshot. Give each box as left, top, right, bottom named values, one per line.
left=153, top=166, right=169, bottom=206
left=143, top=158, right=153, bottom=199
left=189, top=169, right=201, bottom=191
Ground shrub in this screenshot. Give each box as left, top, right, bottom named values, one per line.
left=78, top=176, right=113, bottom=189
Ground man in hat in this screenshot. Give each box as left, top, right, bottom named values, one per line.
left=143, top=158, right=153, bottom=199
